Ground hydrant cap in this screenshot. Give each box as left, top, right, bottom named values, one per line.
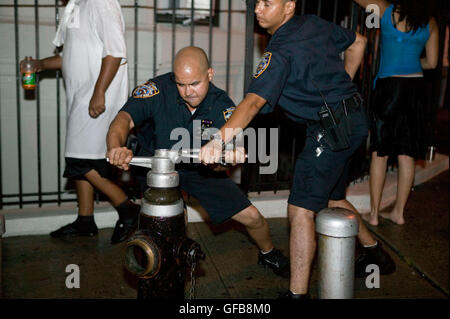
left=315, top=208, right=359, bottom=238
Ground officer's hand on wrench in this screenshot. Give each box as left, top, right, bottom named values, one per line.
left=223, top=146, right=247, bottom=165
left=106, top=147, right=133, bottom=171
left=198, top=139, right=223, bottom=165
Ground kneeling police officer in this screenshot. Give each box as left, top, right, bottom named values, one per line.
left=107, top=46, right=290, bottom=278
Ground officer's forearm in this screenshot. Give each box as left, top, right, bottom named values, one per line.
left=107, top=111, right=135, bottom=150
left=93, top=55, right=122, bottom=96
left=219, top=93, right=266, bottom=143
left=344, top=33, right=367, bottom=80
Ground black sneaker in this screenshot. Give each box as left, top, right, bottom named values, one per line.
left=258, top=248, right=290, bottom=278
left=355, top=242, right=396, bottom=278
left=110, top=204, right=140, bottom=244
left=50, top=221, right=98, bottom=238
left=278, top=290, right=310, bottom=299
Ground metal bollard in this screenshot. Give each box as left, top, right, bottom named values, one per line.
left=316, top=208, right=359, bottom=299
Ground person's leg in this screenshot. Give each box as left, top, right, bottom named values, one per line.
left=231, top=206, right=290, bottom=278
left=328, top=199, right=377, bottom=246
left=76, top=178, right=95, bottom=216
left=50, top=179, right=98, bottom=237
left=179, top=169, right=289, bottom=278
left=84, top=169, right=140, bottom=244
left=84, top=169, right=127, bottom=206
left=363, top=152, right=388, bottom=226
left=328, top=198, right=395, bottom=277
left=288, top=204, right=315, bottom=295
left=380, top=154, right=415, bottom=224
left=231, top=205, right=273, bottom=252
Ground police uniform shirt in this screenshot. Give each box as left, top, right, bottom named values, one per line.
left=121, top=73, right=252, bottom=225
left=121, top=72, right=236, bottom=153
left=248, top=15, right=358, bottom=122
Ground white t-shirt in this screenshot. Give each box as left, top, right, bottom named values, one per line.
left=58, top=0, right=128, bottom=159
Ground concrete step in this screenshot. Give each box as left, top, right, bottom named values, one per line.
left=1, top=154, right=448, bottom=238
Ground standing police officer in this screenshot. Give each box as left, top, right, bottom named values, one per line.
left=200, top=0, right=395, bottom=298
left=106, top=46, right=290, bottom=278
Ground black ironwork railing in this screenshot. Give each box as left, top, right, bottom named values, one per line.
left=0, top=0, right=244, bottom=208
left=0, top=0, right=446, bottom=207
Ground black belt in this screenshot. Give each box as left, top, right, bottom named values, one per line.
left=337, top=94, right=363, bottom=116
left=306, top=94, right=363, bottom=127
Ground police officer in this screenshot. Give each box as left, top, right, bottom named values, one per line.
left=107, top=46, right=290, bottom=278
left=199, top=0, right=396, bottom=298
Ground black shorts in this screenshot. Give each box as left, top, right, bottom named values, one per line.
left=288, top=103, right=369, bottom=213
left=63, top=157, right=113, bottom=180
left=135, top=165, right=252, bottom=224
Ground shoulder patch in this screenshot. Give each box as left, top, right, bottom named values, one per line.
left=223, top=107, right=236, bottom=122
left=132, top=81, right=160, bottom=99
left=253, top=52, right=272, bottom=79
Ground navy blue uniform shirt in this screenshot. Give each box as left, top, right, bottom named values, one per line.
left=121, top=72, right=236, bottom=154
left=248, top=15, right=357, bottom=122
left=121, top=73, right=252, bottom=224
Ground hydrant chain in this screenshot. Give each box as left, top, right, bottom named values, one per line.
left=188, top=249, right=197, bottom=299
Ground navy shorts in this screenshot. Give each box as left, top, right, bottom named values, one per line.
left=63, top=158, right=113, bottom=180
left=288, top=104, right=369, bottom=213
left=135, top=165, right=252, bottom=224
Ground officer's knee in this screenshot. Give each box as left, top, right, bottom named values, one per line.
left=233, top=205, right=265, bottom=229
left=288, top=204, right=314, bottom=225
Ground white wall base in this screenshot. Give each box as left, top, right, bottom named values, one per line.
left=1, top=154, right=448, bottom=238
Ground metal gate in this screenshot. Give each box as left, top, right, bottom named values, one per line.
left=0, top=0, right=447, bottom=207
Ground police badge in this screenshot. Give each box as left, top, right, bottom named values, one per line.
left=223, top=107, right=236, bottom=121
left=132, top=81, right=160, bottom=99
left=254, top=52, right=272, bottom=79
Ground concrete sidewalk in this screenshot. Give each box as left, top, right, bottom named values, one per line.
left=1, top=172, right=448, bottom=299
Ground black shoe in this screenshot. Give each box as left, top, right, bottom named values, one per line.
left=50, top=221, right=98, bottom=238
left=258, top=248, right=290, bottom=278
left=111, top=205, right=140, bottom=244
left=355, top=242, right=396, bottom=278
left=278, top=290, right=310, bottom=299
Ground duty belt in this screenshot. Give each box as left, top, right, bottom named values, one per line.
left=306, top=94, right=363, bottom=127
left=337, top=94, right=363, bottom=116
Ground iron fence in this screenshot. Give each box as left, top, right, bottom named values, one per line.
left=0, top=0, right=447, bottom=207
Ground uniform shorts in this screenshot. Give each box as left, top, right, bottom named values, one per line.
left=135, top=165, right=252, bottom=224
left=288, top=104, right=369, bottom=213
left=63, top=157, right=113, bottom=180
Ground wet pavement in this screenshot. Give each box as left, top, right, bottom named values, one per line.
left=1, top=172, right=448, bottom=300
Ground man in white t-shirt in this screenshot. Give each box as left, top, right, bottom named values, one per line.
left=20, top=0, right=139, bottom=244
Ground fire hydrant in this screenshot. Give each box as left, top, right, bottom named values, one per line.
left=124, top=149, right=205, bottom=299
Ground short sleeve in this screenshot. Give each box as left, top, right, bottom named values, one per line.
left=91, top=0, right=127, bottom=59
left=328, top=21, right=356, bottom=52
left=215, top=94, right=236, bottom=127
left=246, top=51, right=290, bottom=112
left=120, top=81, right=161, bottom=126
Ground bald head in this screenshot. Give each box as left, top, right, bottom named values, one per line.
left=174, top=46, right=210, bottom=75
left=173, top=46, right=214, bottom=110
